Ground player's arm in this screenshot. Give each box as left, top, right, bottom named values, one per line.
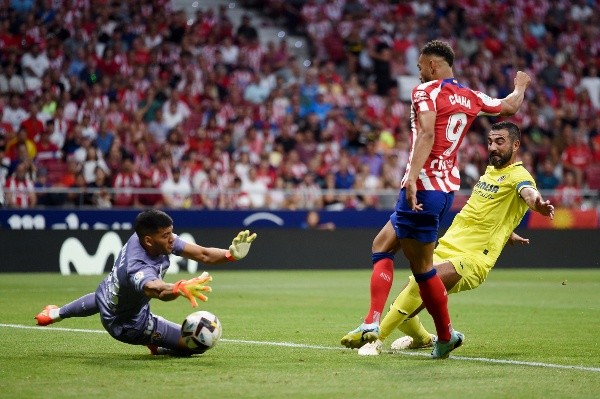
left=520, top=186, right=555, bottom=219
left=499, top=71, right=531, bottom=116
left=143, top=273, right=213, bottom=307
left=508, top=231, right=530, bottom=246
left=143, top=278, right=181, bottom=301
left=180, top=230, right=257, bottom=263
left=404, top=110, right=436, bottom=211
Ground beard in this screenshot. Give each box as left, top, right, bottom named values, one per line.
left=489, top=148, right=513, bottom=168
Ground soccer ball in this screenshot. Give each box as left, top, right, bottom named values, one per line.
left=181, top=310, right=222, bottom=353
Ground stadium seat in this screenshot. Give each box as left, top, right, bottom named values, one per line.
left=585, top=163, right=600, bottom=190
left=40, top=159, right=68, bottom=185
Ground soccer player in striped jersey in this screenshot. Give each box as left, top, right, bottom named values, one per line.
left=341, top=40, right=532, bottom=359
left=358, top=121, right=555, bottom=356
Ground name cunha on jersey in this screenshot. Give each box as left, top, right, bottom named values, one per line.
left=448, top=94, right=471, bottom=108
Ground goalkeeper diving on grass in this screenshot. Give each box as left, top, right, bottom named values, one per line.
left=350, top=121, right=555, bottom=356
left=34, top=209, right=257, bottom=356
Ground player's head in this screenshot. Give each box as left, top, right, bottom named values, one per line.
left=135, top=209, right=175, bottom=256
left=418, top=40, right=454, bottom=83
left=487, top=121, right=521, bottom=168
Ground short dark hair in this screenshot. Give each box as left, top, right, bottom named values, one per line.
left=134, top=209, right=173, bottom=238
left=491, top=121, right=521, bottom=142
left=421, top=40, right=455, bottom=67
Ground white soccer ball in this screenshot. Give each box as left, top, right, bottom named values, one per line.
left=181, top=310, right=222, bottom=353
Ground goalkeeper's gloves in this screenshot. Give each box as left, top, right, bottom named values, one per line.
left=225, top=230, right=257, bottom=261
left=172, top=271, right=213, bottom=307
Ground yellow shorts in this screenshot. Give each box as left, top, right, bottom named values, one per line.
left=433, top=245, right=494, bottom=294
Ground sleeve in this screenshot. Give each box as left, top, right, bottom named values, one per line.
left=514, top=168, right=537, bottom=195
left=475, top=91, right=503, bottom=116
left=411, top=85, right=435, bottom=115
left=171, top=234, right=186, bottom=256
left=129, top=260, right=160, bottom=293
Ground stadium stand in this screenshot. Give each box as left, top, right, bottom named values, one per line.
left=0, top=0, right=598, bottom=210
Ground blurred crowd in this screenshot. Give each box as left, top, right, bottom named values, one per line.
left=1, top=0, right=599, bottom=211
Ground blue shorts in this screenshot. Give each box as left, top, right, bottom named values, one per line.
left=390, top=189, right=454, bottom=243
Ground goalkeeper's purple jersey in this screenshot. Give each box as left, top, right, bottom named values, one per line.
left=96, top=233, right=185, bottom=329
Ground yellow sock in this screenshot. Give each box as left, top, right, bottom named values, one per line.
left=398, top=315, right=432, bottom=344
left=379, top=277, right=423, bottom=341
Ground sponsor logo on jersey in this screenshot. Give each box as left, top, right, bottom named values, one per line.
left=474, top=180, right=499, bottom=193
left=413, top=90, right=428, bottom=102
left=497, top=175, right=507, bottom=183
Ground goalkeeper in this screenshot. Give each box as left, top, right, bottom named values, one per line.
left=357, top=121, right=555, bottom=356
left=34, top=209, right=257, bottom=356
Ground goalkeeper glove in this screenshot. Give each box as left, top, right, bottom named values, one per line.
left=172, top=271, right=213, bottom=307
left=225, top=230, right=257, bottom=261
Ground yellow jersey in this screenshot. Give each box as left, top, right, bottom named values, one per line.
left=437, top=161, right=535, bottom=268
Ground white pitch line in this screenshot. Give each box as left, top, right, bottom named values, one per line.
left=2, top=323, right=599, bottom=373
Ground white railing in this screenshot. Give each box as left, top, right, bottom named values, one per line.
left=3, top=187, right=599, bottom=210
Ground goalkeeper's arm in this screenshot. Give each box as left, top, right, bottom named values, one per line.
left=143, top=272, right=213, bottom=307
left=180, top=230, right=257, bottom=263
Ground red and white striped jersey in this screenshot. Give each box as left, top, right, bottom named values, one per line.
left=4, top=175, right=35, bottom=208
left=401, top=78, right=503, bottom=192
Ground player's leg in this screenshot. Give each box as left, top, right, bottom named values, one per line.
left=35, top=293, right=99, bottom=326
left=393, top=315, right=435, bottom=348
left=358, top=275, right=425, bottom=356
left=146, top=315, right=200, bottom=356
left=396, top=188, right=462, bottom=358
left=403, top=242, right=464, bottom=358
left=358, top=259, right=467, bottom=355
left=101, top=310, right=198, bottom=356
left=400, top=238, right=453, bottom=338
left=341, top=220, right=400, bottom=348
left=390, top=261, right=462, bottom=349
left=378, top=276, right=422, bottom=342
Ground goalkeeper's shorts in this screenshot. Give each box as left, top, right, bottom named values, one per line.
left=99, top=310, right=183, bottom=349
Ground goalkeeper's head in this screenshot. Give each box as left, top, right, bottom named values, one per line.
left=135, top=209, right=173, bottom=237
left=135, top=209, right=176, bottom=256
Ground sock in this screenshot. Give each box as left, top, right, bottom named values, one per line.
left=364, top=253, right=394, bottom=324
left=398, top=316, right=432, bottom=344
left=415, top=269, right=452, bottom=342
left=379, top=277, right=422, bottom=341
left=58, top=293, right=99, bottom=319
left=49, top=307, right=61, bottom=321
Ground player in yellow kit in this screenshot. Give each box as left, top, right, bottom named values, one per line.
left=358, top=121, right=555, bottom=356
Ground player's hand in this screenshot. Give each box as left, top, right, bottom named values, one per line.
left=514, top=71, right=531, bottom=90
left=535, top=197, right=554, bottom=219
left=405, top=181, right=423, bottom=211
left=226, top=230, right=257, bottom=260
left=508, top=232, right=530, bottom=246
left=172, top=271, right=213, bottom=307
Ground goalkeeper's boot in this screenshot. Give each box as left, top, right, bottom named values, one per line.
left=391, top=334, right=437, bottom=352
left=35, top=305, right=62, bottom=326
left=431, top=330, right=464, bottom=359
left=358, top=339, right=383, bottom=356
left=341, top=322, right=379, bottom=349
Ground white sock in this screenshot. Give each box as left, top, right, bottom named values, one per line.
left=49, top=308, right=62, bottom=321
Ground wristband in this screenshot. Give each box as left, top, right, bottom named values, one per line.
left=172, top=280, right=184, bottom=295
left=225, top=250, right=236, bottom=261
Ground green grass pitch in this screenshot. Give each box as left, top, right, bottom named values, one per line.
left=1, top=269, right=600, bottom=398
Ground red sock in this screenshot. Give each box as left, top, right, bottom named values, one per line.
left=417, top=273, right=452, bottom=342
left=364, top=258, right=394, bottom=324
